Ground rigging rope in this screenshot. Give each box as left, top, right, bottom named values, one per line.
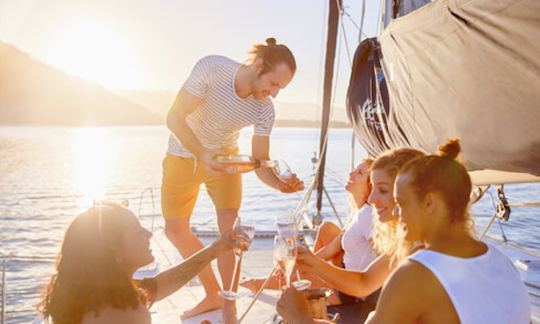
left=357, top=0, right=366, bottom=43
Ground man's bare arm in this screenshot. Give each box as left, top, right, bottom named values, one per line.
left=166, top=89, right=205, bottom=158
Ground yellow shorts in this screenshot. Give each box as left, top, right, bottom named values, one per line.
left=161, top=154, right=242, bottom=219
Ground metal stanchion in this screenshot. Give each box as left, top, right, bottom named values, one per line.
left=1, top=259, right=7, bottom=324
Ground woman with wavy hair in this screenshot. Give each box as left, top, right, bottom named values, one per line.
left=367, top=139, right=530, bottom=323
left=38, top=201, right=242, bottom=324
left=295, top=147, right=425, bottom=294
left=241, top=158, right=376, bottom=305
left=278, top=140, right=531, bottom=324
left=277, top=146, right=425, bottom=322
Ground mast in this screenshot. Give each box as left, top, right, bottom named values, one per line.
left=315, top=0, right=341, bottom=225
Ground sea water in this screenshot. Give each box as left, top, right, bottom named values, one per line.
left=0, top=126, right=538, bottom=322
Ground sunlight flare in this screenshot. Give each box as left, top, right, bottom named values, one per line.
left=44, top=20, right=136, bottom=89
left=71, top=127, right=108, bottom=210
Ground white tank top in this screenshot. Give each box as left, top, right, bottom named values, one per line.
left=408, top=244, right=531, bottom=324
left=341, top=205, right=377, bottom=271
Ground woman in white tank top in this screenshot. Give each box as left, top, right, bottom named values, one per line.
left=277, top=147, right=427, bottom=323
left=312, top=158, right=375, bottom=272
left=367, top=139, right=531, bottom=324
left=241, top=159, right=377, bottom=304
left=277, top=140, right=530, bottom=324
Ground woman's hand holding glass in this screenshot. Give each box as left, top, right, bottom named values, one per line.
left=220, top=217, right=256, bottom=300
left=275, top=215, right=311, bottom=290
left=295, top=245, right=320, bottom=269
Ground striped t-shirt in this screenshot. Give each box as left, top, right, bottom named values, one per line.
left=168, top=55, right=275, bottom=158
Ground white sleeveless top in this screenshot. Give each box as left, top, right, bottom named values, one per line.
left=341, top=205, right=377, bottom=271
left=408, top=244, right=531, bottom=324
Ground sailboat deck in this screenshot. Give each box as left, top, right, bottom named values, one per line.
left=141, top=229, right=540, bottom=323
left=146, top=232, right=281, bottom=323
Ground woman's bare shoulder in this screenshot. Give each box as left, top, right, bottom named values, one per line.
left=81, top=303, right=150, bottom=324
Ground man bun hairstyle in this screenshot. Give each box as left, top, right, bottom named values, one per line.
left=265, top=37, right=277, bottom=46
left=249, top=37, right=296, bottom=75
left=437, top=138, right=461, bottom=160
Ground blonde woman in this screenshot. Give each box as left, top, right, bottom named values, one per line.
left=277, top=147, right=425, bottom=323
left=279, top=141, right=531, bottom=324
left=367, top=139, right=530, bottom=323
left=277, top=148, right=425, bottom=323
left=312, top=158, right=375, bottom=273
left=241, top=159, right=376, bottom=305
left=294, top=148, right=425, bottom=297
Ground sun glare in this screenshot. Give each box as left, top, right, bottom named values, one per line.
left=44, top=20, right=136, bottom=89
left=71, top=128, right=109, bottom=210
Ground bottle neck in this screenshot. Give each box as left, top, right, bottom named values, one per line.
left=257, top=159, right=278, bottom=169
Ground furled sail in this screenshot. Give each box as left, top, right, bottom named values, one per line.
left=347, top=0, right=540, bottom=182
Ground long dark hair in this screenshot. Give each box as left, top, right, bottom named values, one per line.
left=38, top=202, right=145, bottom=324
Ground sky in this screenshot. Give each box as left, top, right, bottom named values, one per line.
left=0, top=0, right=381, bottom=106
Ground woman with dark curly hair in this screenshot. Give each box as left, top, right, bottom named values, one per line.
left=38, top=201, right=242, bottom=324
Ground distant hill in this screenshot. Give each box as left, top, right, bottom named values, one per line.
left=117, top=89, right=351, bottom=128
left=115, top=89, right=177, bottom=118
left=0, top=41, right=162, bottom=126
left=274, top=119, right=350, bottom=128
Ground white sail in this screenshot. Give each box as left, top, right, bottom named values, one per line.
left=358, top=0, right=540, bottom=181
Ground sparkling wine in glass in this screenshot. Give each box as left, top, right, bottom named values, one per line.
left=273, top=160, right=294, bottom=182
left=274, top=235, right=296, bottom=288
left=276, top=214, right=298, bottom=245
left=275, top=216, right=311, bottom=290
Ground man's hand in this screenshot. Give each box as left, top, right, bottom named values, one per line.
left=277, top=287, right=313, bottom=324
left=200, top=148, right=227, bottom=176
left=278, top=173, right=305, bottom=193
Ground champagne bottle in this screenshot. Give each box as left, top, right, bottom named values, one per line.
left=213, top=154, right=278, bottom=174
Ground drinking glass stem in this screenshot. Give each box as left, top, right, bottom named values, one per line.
left=229, top=253, right=242, bottom=291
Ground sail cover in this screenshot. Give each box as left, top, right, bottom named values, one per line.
left=348, top=0, right=540, bottom=180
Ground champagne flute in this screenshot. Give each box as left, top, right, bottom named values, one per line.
left=276, top=214, right=298, bottom=245
left=273, top=160, right=294, bottom=182
left=273, top=235, right=296, bottom=289
left=220, top=217, right=256, bottom=300
left=276, top=215, right=311, bottom=290
left=273, top=239, right=282, bottom=291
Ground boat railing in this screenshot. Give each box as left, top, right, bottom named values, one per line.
left=0, top=255, right=56, bottom=324
left=132, top=166, right=348, bottom=235
left=479, top=185, right=511, bottom=240
left=2, top=259, right=6, bottom=324
left=137, top=187, right=158, bottom=233
left=477, top=184, right=540, bottom=248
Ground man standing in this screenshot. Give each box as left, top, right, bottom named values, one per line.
left=162, top=37, right=304, bottom=321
